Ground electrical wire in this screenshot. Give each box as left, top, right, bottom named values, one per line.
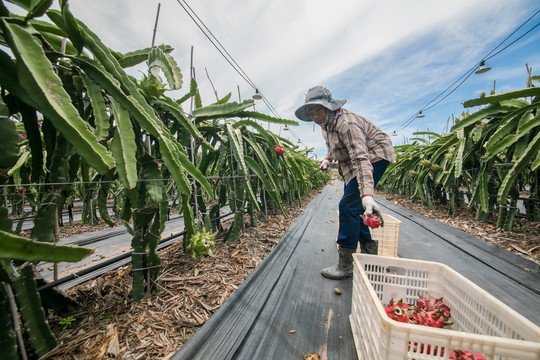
left=484, top=21, right=540, bottom=61
left=286, top=127, right=304, bottom=146
left=173, top=0, right=281, bottom=118
left=483, top=9, right=540, bottom=61
left=396, top=65, right=479, bottom=131
left=394, top=9, right=540, bottom=134
left=175, top=0, right=257, bottom=90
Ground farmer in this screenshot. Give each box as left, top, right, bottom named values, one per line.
left=295, top=86, right=395, bottom=279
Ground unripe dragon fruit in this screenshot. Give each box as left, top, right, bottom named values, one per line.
left=274, top=145, right=285, bottom=157
left=363, top=214, right=381, bottom=229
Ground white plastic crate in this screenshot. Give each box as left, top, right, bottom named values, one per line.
left=336, top=212, right=401, bottom=257
left=350, top=254, right=540, bottom=360
left=366, top=213, right=401, bottom=257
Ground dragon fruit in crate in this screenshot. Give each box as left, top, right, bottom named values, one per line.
left=450, top=350, right=486, bottom=360
left=384, top=298, right=412, bottom=323
left=410, top=295, right=452, bottom=328
left=385, top=296, right=486, bottom=360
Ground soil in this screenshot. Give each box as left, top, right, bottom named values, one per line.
left=40, top=185, right=539, bottom=359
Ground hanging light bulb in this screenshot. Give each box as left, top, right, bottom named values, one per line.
left=283, top=125, right=289, bottom=131
left=391, top=131, right=398, bottom=136
left=475, top=61, right=491, bottom=74
left=252, top=89, right=262, bottom=100
left=417, top=111, right=425, bottom=118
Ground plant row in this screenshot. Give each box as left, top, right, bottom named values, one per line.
left=379, top=80, right=540, bottom=230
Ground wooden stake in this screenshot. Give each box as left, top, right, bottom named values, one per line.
left=205, top=68, right=219, bottom=101
left=4, top=283, right=27, bottom=360
left=151, top=3, right=161, bottom=47
left=147, top=3, right=161, bottom=154
left=189, top=46, right=199, bottom=221
left=53, top=199, right=59, bottom=281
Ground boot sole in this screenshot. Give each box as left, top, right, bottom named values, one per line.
left=320, top=271, right=353, bottom=280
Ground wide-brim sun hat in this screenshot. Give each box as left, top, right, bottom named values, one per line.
left=295, top=86, right=346, bottom=121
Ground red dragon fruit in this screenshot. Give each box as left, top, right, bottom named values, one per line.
left=385, top=298, right=412, bottom=323
left=274, top=145, right=284, bottom=157
left=386, top=296, right=485, bottom=360
left=411, top=295, right=452, bottom=328
left=363, top=214, right=381, bottom=229
left=450, top=350, right=486, bottom=360
left=410, top=310, right=445, bottom=328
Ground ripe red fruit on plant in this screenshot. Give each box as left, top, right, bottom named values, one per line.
left=274, top=145, right=284, bottom=157
left=363, top=214, right=381, bottom=228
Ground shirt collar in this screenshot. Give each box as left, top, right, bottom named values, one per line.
left=323, top=108, right=342, bottom=131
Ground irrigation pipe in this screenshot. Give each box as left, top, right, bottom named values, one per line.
left=36, top=209, right=244, bottom=292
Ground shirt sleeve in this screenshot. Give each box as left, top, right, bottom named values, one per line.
left=338, top=117, right=374, bottom=196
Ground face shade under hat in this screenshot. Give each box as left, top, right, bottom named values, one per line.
left=295, top=86, right=346, bottom=121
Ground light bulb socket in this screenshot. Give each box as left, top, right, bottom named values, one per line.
left=475, top=61, right=491, bottom=74
left=252, top=89, right=262, bottom=100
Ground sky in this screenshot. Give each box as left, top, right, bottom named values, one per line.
left=5, top=0, right=540, bottom=159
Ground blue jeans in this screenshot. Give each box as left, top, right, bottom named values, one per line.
left=337, top=160, right=389, bottom=250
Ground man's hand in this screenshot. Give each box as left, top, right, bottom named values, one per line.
left=362, top=195, right=384, bottom=226
left=319, top=158, right=331, bottom=171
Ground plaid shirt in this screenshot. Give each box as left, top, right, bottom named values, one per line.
left=322, top=109, right=395, bottom=196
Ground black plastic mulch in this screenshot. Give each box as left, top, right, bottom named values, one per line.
left=173, top=180, right=540, bottom=360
